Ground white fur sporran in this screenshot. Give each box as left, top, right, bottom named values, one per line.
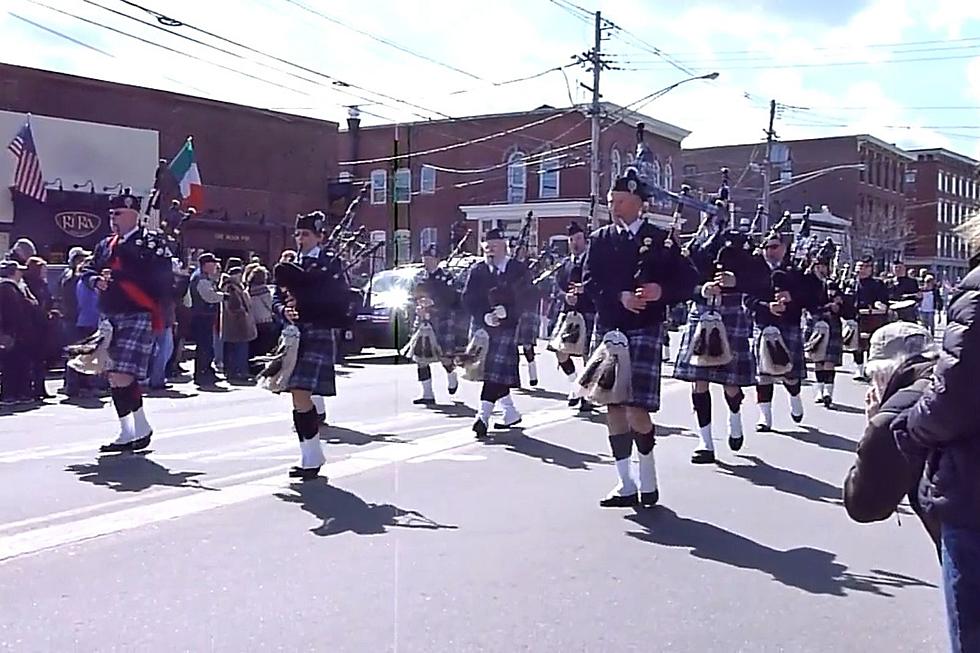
left=842, top=319, right=860, bottom=352
left=758, top=325, right=794, bottom=377
left=257, top=324, right=301, bottom=393
left=548, top=311, right=586, bottom=357
left=689, top=310, right=732, bottom=367
left=456, top=328, right=489, bottom=382
left=66, top=319, right=114, bottom=375
left=575, top=329, right=632, bottom=405
left=401, top=322, right=443, bottom=364
left=805, top=320, right=831, bottom=362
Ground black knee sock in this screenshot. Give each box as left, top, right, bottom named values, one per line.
left=634, top=429, right=655, bottom=455
left=523, top=347, right=535, bottom=363
left=853, top=351, right=865, bottom=365
left=724, top=389, right=744, bottom=414
left=608, top=432, right=634, bottom=460
left=826, top=369, right=836, bottom=384
left=558, top=358, right=576, bottom=376
left=293, top=408, right=319, bottom=442
left=110, top=386, right=133, bottom=419
left=127, top=382, right=143, bottom=412
left=786, top=382, right=801, bottom=397
left=757, top=384, right=774, bottom=404
left=814, top=369, right=826, bottom=384
left=692, top=391, right=711, bottom=428
left=417, top=365, right=432, bottom=382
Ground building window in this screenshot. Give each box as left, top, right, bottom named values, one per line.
left=420, top=165, right=436, bottom=195
left=539, top=155, right=560, bottom=199
left=507, top=151, right=527, bottom=204
left=370, top=169, right=387, bottom=205
left=904, top=168, right=916, bottom=184
left=937, top=172, right=943, bottom=192
left=393, top=168, right=411, bottom=204
left=938, top=201, right=943, bottom=222
left=419, top=226, right=437, bottom=254
left=663, top=162, right=674, bottom=191
left=859, top=152, right=867, bottom=182
left=652, top=159, right=662, bottom=188
left=610, top=148, right=623, bottom=188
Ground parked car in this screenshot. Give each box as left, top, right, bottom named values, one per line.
left=359, top=265, right=423, bottom=350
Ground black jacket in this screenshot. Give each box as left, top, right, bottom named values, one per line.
left=80, top=228, right=174, bottom=315
left=554, top=252, right=595, bottom=315
left=894, top=265, right=980, bottom=528
left=890, top=275, right=921, bottom=302
left=852, top=277, right=889, bottom=310
left=747, top=257, right=819, bottom=328
left=413, top=267, right=460, bottom=314
left=272, top=248, right=351, bottom=328
left=582, top=221, right=698, bottom=330
left=462, top=258, right=530, bottom=332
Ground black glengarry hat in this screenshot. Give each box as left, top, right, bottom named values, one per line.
left=610, top=166, right=651, bottom=200
left=109, top=188, right=142, bottom=212
left=483, top=227, right=505, bottom=242
left=295, top=210, right=326, bottom=234
left=567, top=221, right=584, bottom=236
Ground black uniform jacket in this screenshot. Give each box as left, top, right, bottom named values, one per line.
left=80, top=227, right=174, bottom=319
left=554, top=252, right=596, bottom=315
left=746, top=256, right=819, bottom=328
left=462, top=257, right=531, bottom=333
left=272, top=247, right=351, bottom=328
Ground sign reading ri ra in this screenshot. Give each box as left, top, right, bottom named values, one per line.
left=54, top=211, right=102, bottom=238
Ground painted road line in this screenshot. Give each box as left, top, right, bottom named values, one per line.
left=0, top=406, right=579, bottom=563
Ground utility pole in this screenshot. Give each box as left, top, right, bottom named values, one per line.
left=761, top=99, right=777, bottom=232
left=588, top=11, right=602, bottom=231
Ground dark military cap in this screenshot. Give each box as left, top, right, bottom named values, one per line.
left=483, top=227, right=505, bottom=242
left=610, top=166, right=651, bottom=200
left=295, top=210, right=326, bottom=234
left=567, top=221, right=584, bottom=236
left=108, top=188, right=142, bottom=212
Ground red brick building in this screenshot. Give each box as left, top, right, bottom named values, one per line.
left=337, top=102, right=690, bottom=264
left=680, top=135, right=913, bottom=263
left=0, top=63, right=339, bottom=262
left=905, top=148, right=979, bottom=282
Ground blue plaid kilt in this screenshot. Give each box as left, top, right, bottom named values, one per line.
left=549, top=310, right=596, bottom=359
left=593, top=320, right=664, bottom=412
left=414, top=310, right=457, bottom=357
left=673, top=295, right=755, bottom=386
left=753, top=322, right=806, bottom=383
left=106, top=311, right=155, bottom=377
left=517, top=309, right=540, bottom=347
left=452, top=309, right=471, bottom=351
left=805, top=314, right=844, bottom=366
left=287, top=324, right=337, bottom=396
left=471, top=319, right=520, bottom=387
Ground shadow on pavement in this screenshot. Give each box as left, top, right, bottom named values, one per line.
left=481, top=430, right=607, bottom=470
left=780, top=425, right=857, bottom=453
left=625, top=507, right=935, bottom=596
left=716, top=455, right=841, bottom=505
left=830, top=403, right=866, bottom=415
left=66, top=453, right=214, bottom=493
left=320, top=425, right=407, bottom=446
left=514, top=387, right=569, bottom=402
left=57, top=396, right=107, bottom=410
left=276, top=480, right=457, bottom=537
left=420, top=401, right=476, bottom=419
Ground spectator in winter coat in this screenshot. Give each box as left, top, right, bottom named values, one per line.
left=23, top=257, right=53, bottom=400
left=919, top=275, right=943, bottom=335
left=245, top=265, right=277, bottom=359
left=66, top=257, right=107, bottom=398
left=892, top=214, right=980, bottom=653
left=219, top=267, right=257, bottom=382
left=8, top=238, right=36, bottom=266
left=0, top=259, right=34, bottom=404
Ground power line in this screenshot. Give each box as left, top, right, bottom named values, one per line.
left=626, top=34, right=980, bottom=58
left=621, top=50, right=980, bottom=71
left=447, top=64, right=576, bottom=96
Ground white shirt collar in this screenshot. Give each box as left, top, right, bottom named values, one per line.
left=489, top=256, right=510, bottom=272
left=301, top=246, right=321, bottom=259
left=119, top=225, right=140, bottom=243
left=616, top=218, right=643, bottom=236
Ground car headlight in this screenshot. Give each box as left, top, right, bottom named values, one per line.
left=373, top=289, right=411, bottom=311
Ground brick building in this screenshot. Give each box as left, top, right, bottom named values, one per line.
left=336, top=103, right=690, bottom=264
left=905, top=148, right=980, bottom=282
left=680, top=135, right=913, bottom=264
left=0, top=63, right=339, bottom=263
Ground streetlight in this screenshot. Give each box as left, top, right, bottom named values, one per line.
left=622, top=72, right=721, bottom=115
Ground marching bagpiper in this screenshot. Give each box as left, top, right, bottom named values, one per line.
left=512, top=239, right=541, bottom=387
left=550, top=221, right=596, bottom=412
left=408, top=244, right=460, bottom=404
left=271, top=211, right=352, bottom=479
left=674, top=199, right=768, bottom=465
left=582, top=167, right=698, bottom=507
left=848, top=255, right=890, bottom=381
left=79, top=190, right=174, bottom=453
left=747, top=217, right=819, bottom=431
left=462, top=227, right=532, bottom=438
left=803, top=239, right=852, bottom=407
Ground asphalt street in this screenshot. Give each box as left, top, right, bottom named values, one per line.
left=0, top=342, right=946, bottom=652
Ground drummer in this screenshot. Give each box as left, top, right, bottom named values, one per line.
left=849, top=255, right=890, bottom=381
left=889, top=257, right=922, bottom=322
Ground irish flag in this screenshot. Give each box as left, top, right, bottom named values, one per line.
left=168, top=137, right=203, bottom=209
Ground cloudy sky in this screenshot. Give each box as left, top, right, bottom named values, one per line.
left=2, top=0, right=980, bottom=157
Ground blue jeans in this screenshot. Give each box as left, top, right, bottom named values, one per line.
left=942, top=523, right=980, bottom=652
left=149, top=327, right=174, bottom=388
left=224, top=341, right=249, bottom=379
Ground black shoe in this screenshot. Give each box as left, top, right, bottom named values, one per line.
left=473, top=419, right=488, bottom=439
left=599, top=492, right=640, bottom=508
left=448, top=384, right=458, bottom=396
left=757, top=422, right=772, bottom=432
left=529, top=379, right=539, bottom=387
left=579, top=400, right=594, bottom=413
left=568, top=396, right=581, bottom=408
left=691, top=449, right=716, bottom=464
left=288, top=466, right=321, bottom=480
left=493, top=416, right=522, bottom=429
left=822, top=396, right=833, bottom=408
left=316, top=412, right=327, bottom=425
left=99, top=441, right=134, bottom=453
left=130, top=434, right=152, bottom=450
left=729, top=435, right=744, bottom=452
left=640, top=490, right=660, bottom=507
left=413, top=397, right=436, bottom=406
left=791, top=412, right=804, bottom=424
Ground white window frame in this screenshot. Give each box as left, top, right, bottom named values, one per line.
left=609, top=148, right=623, bottom=188
left=393, top=167, right=411, bottom=204
left=652, top=159, right=662, bottom=188
left=420, top=165, right=436, bottom=195
left=663, top=162, right=674, bottom=191
left=370, top=169, right=387, bottom=205
left=538, top=155, right=560, bottom=199
left=419, top=226, right=438, bottom=255
left=507, top=151, right=527, bottom=204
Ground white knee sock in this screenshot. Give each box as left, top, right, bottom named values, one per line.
left=527, top=360, right=538, bottom=382
left=312, top=395, right=326, bottom=417
left=697, top=423, right=713, bottom=451
left=758, top=402, right=773, bottom=427
left=789, top=394, right=804, bottom=417
left=447, top=370, right=458, bottom=392
left=477, top=400, right=494, bottom=425
left=131, top=407, right=152, bottom=439
left=728, top=411, right=743, bottom=439
left=419, top=378, right=434, bottom=399
left=614, top=457, right=638, bottom=494
left=638, top=450, right=658, bottom=493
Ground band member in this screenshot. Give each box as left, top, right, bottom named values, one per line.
left=748, top=226, right=818, bottom=431
left=272, top=211, right=351, bottom=479
left=80, top=190, right=174, bottom=452
left=551, top=221, right=596, bottom=412
left=889, top=257, right=922, bottom=322
left=804, top=242, right=851, bottom=407
left=583, top=167, right=698, bottom=507
left=512, top=241, right=540, bottom=387
left=411, top=243, right=460, bottom=404
left=849, top=255, right=890, bottom=381
left=463, top=228, right=531, bottom=437
left=674, top=212, right=767, bottom=464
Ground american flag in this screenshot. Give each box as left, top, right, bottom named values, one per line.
left=7, top=121, right=47, bottom=203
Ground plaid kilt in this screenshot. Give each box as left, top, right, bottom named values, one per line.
left=287, top=324, right=337, bottom=396
left=592, top=321, right=664, bottom=412
left=470, top=319, right=520, bottom=387
left=414, top=310, right=457, bottom=357
left=753, top=322, right=806, bottom=383
left=805, top=314, right=844, bottom=366
left=673, top=295, right=755, bottom=386
left=516, top=309, right=540, bottom=347
left=106, top=311, right=155, bottom=377
left=550, top=310, right=596, bottom=359
left=452, top=308, right=471, bottom=351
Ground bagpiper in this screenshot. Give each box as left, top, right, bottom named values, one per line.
left=848, top=255, right=890, bottom=381
left=271, top=211, right=351, bottom=479
left=888, top=256, right=922, bottom=322
left=582, top=167, right=698, bottom=507
left=550, top=221, right=597, bottom=412
left=462, top=227, right=531, bottom=438
left=803, top=239, right=852, bottom=407
left=747, top=219, right=818, bottom=431
left=408, top=243, right=460, bottom=404
left=674, top=202, right=768, bottom=465
left=512, top=239, right=541, bottom=387
left=79, top=189, right=174, bottom=453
